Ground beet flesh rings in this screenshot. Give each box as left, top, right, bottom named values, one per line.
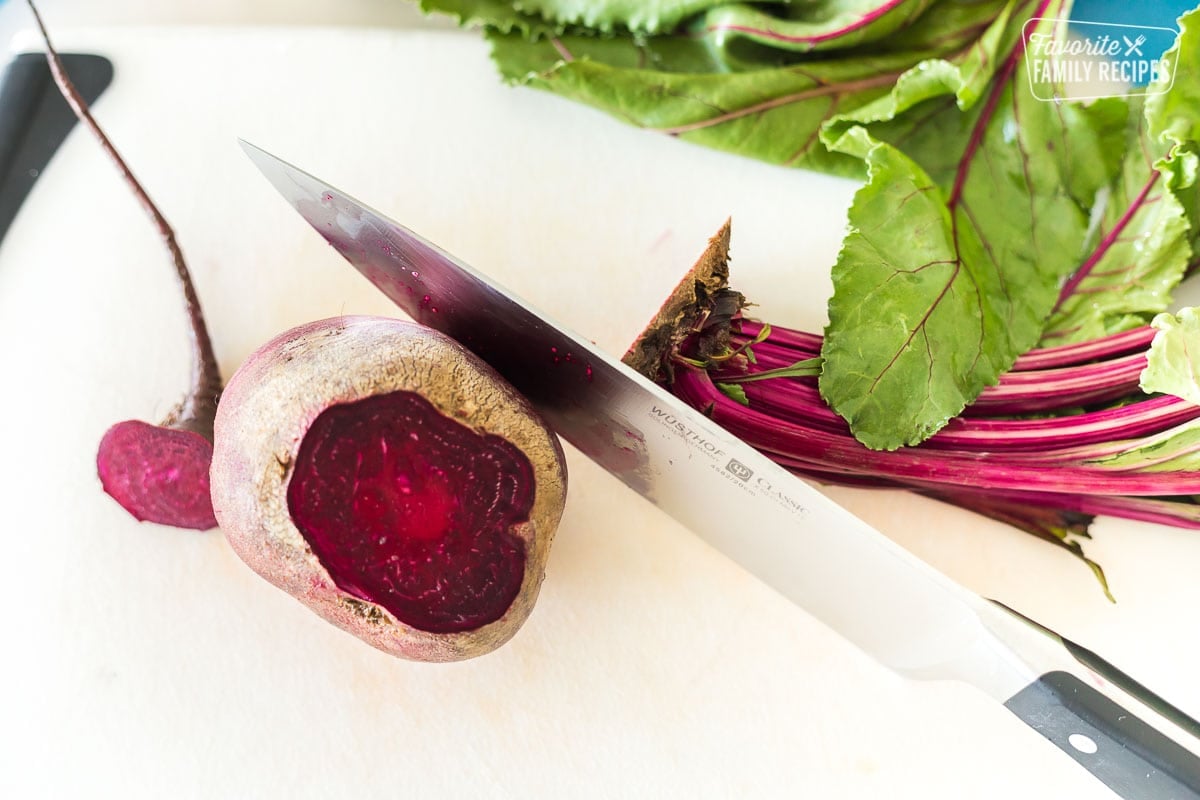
left=288, top=390, right=533, bottom=634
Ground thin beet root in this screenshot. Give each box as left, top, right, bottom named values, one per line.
left=210, top=316, right=568, bottom=662
left=26, top=0, right=223, bottom=530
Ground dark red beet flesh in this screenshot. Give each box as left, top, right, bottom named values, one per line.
left=287, top=390, right=534, bottom=634
left=97, top=420, right=218, bottom=531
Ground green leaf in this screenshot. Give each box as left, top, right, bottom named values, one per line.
left=818, top=135, right=1010, bottom=447
left=1082, top=414, right=1200, bottom=473
left=715, top=382, right=750, bottom=405
left=490, top=34, right=912, bottom=175
left=1140, top=308, right=1200, bottom=406
left=418, top=0, right=731, bottom=34
left=444, top=0, right=947, bottom=39
left=818, top=3, right=1134, bottom=449
left=1039, top=101, right=1192, bottom=344
left=492, top=0, right=732, bottom=34
left=1146, top=8, right=1200, bottom=157
left=721, top=357, right=824, bottom=383
left=694, top=0, right=940, bottom=60
left=1147, top=8, right=1200, bottom=268
left=822, top=0, right=1025, bottom=135
left=488, top=23, right=744, bottom=75
left=484, top=0, right=1010, bottom=175
left=1039, top=9, right=1200, bottom=345
left=418, top=0, right=564, bottom=37
left=827, top=3, right=1128, bottom=201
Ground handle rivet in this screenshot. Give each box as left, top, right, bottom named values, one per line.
left=1068, top=733, right=1099, bottom=754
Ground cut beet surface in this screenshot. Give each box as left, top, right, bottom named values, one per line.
left=287, top=390, right=534, bottom=634
left=97, top=420, right=218, bottom=531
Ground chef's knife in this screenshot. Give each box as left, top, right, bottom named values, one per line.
left=0, top=52, right=112, bottom=246
left=243, top=140, right=1200, bottom=799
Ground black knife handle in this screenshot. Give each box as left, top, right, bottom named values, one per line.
left=0, top=51, right=113, bottom=245
left=1006, top=671, right=1200, bottom=799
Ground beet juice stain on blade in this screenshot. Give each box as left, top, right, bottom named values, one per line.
left=238, top=141, right=650, bottom=495
left=240, top=141, right=1200, bottom=798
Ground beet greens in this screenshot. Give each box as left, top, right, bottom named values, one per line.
left=429, top=0, right=1200, bottom=450
left=641, top=234, right=1200, bottom=597
left=521, top=1, right=1199, bottom=593
left=661, top=304, right=1200, bottom=598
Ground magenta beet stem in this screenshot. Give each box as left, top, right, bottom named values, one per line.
left=674, top=366, right=1200, bottom=495
left=718, top=374, right=1200, bottom=453
left=735, top=320, right=1157, bottom=372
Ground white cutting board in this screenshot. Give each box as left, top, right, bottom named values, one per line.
left=0, top=25, right=1192, bottom=799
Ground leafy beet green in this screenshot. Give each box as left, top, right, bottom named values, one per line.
left=1038, top=14, right=1200, bottom=347
left=1141, top=308, right=1200, bottom=405
left=1038, top=101, right=1191, bottom=345
left=481, top=0, right=730, bottom=33
left=488, top=38, right=914, bottom=175
left=814, top=2, right=1199, bottom=448
left=442, top=0, right=1011, bottom=175
left=822, top=0, right=1030, bottom=129
left=1145, top=20, right=1200, bottom=273
left=425, top=0, right=947, bottom=40
left=415, top=0, right=1200, bottom=583
left=418, top=0, right=1200, bottom=460
left=815, top=2, right=1141, bottom=449
left=416, top=0, right=565, bottom=37
left=433, top=0, right=1188, bottom=448
left=688, top=0, right=940, bottom=59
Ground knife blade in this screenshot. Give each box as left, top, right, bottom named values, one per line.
left=242, top=140, right=1200, bottom=798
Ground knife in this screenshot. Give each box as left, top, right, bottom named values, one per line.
left=0, top=51, right=112, bottom=246
left=242, top=140, right=1200, bottom=799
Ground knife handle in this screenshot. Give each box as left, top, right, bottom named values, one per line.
left=0, top=51, right=112, bottom=245
left=1006, top=671, right=1200, bottom=799
left=976, top=601, right=1200, bottom=798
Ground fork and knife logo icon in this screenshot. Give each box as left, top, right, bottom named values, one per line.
left=1123, top=34, right=1147, bottom=56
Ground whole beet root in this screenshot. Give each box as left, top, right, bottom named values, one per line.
left=210, top=316, right=568, bottom=662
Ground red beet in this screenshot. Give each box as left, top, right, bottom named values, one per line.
left=26, top=0, right=222, bottom=530
left=210, top=316, right=568, bottom=661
